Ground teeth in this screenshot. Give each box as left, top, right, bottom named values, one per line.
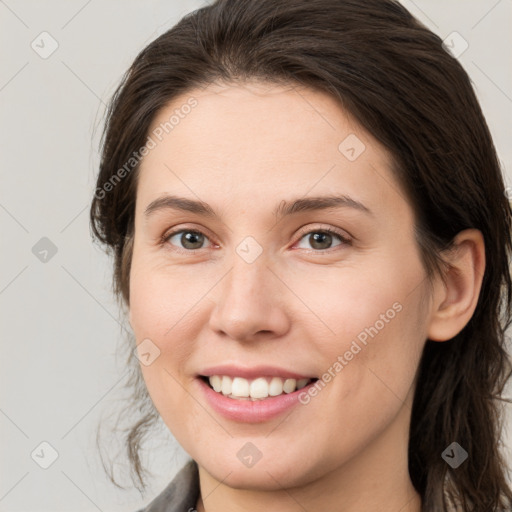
left=207, top=375, right=313, bottom=399
left=296, top=378, right=309, bottom=389
left=283, top=378, right=296, bottom=393
left=231, top=377, right=249, bottom=397
left=250, top=377, right=269, bottom=398
left=221, top=376, right=232, bottom=396
left=268, top=377, right=283, bottom=396
left=209, top=375, right=222, bottom=392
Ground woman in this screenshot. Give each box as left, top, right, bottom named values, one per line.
left=90, top=0, right=512, bottom=510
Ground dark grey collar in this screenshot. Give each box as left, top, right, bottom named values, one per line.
left=137, top=459, right=200, bottom=512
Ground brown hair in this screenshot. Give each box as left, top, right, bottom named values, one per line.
left=90, top=0, right=512, bottom=509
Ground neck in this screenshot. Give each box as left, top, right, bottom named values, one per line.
left=195, top=401, right=422, bottom=512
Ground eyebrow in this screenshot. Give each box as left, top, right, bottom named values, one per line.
left=144, top=194, right=372, bottom=220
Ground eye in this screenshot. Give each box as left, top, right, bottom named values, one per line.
left=161, top=225, right=351, bottom=253
left=162, top=228, right=214, bottom=251
left=294, top=227, right=351, bottom=251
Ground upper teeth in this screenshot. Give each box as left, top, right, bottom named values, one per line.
left=208, top=375, right=311, bottom=400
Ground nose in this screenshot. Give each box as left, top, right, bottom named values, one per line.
left=207, top=252, right=290, bottom=342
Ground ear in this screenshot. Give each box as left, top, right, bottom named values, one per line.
left=427, top=229, right=486, bottom=342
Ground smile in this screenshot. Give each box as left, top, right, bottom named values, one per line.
left=201, top=375, right=316, bottom=400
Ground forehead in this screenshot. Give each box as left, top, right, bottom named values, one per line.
left=145, top=81, right=367, bottom=162
left=137, top=81, right=408, bottom=222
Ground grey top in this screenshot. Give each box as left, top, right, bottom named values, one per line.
left=136, top=459, right=200, bottom=512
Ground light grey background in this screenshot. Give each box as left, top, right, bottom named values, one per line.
left=1, top=1, right=511, bottom=511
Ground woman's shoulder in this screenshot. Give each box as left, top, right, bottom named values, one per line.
left=134, top=459, right=199, bottom=512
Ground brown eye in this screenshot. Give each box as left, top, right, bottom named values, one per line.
left=165, top=230, right=209, bottom=250
left=309, top=232, right=334, bottom=250
left=295, top=228, right=350, bottom=251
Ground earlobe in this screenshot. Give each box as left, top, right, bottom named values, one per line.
left=427, top=229, right=485, bottom=342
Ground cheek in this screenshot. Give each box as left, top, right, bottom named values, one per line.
left=302, top=253, right=428, bottom=400
left=129, top=249, right=206, bottom=339
left=306, top=293, right=427, bottom=462
left=129, top=258, right=201, bottom=430
left=128, top=252, right=202, bottom=400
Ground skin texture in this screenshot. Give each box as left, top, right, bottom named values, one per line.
left=128, top=81, right=485, bottom=512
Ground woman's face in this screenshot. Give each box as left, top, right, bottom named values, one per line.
left=129, top=81, right=433, bottom=489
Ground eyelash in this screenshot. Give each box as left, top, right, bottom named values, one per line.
left=160, top=225, right=351, bottom=254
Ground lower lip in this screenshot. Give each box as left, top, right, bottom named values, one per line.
left=196, top=377, right=317, bottom=423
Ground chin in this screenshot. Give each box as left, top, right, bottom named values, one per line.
left=211, top=466, right=297, bottom=491
left=197, top=450, right=319, bottom=491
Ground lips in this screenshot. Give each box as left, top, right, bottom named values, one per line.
left=196, top=375, right=319, bottom=422
left=194, top=364, right=319, bottom=421
left=198, top=364, right=316, bottom=381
